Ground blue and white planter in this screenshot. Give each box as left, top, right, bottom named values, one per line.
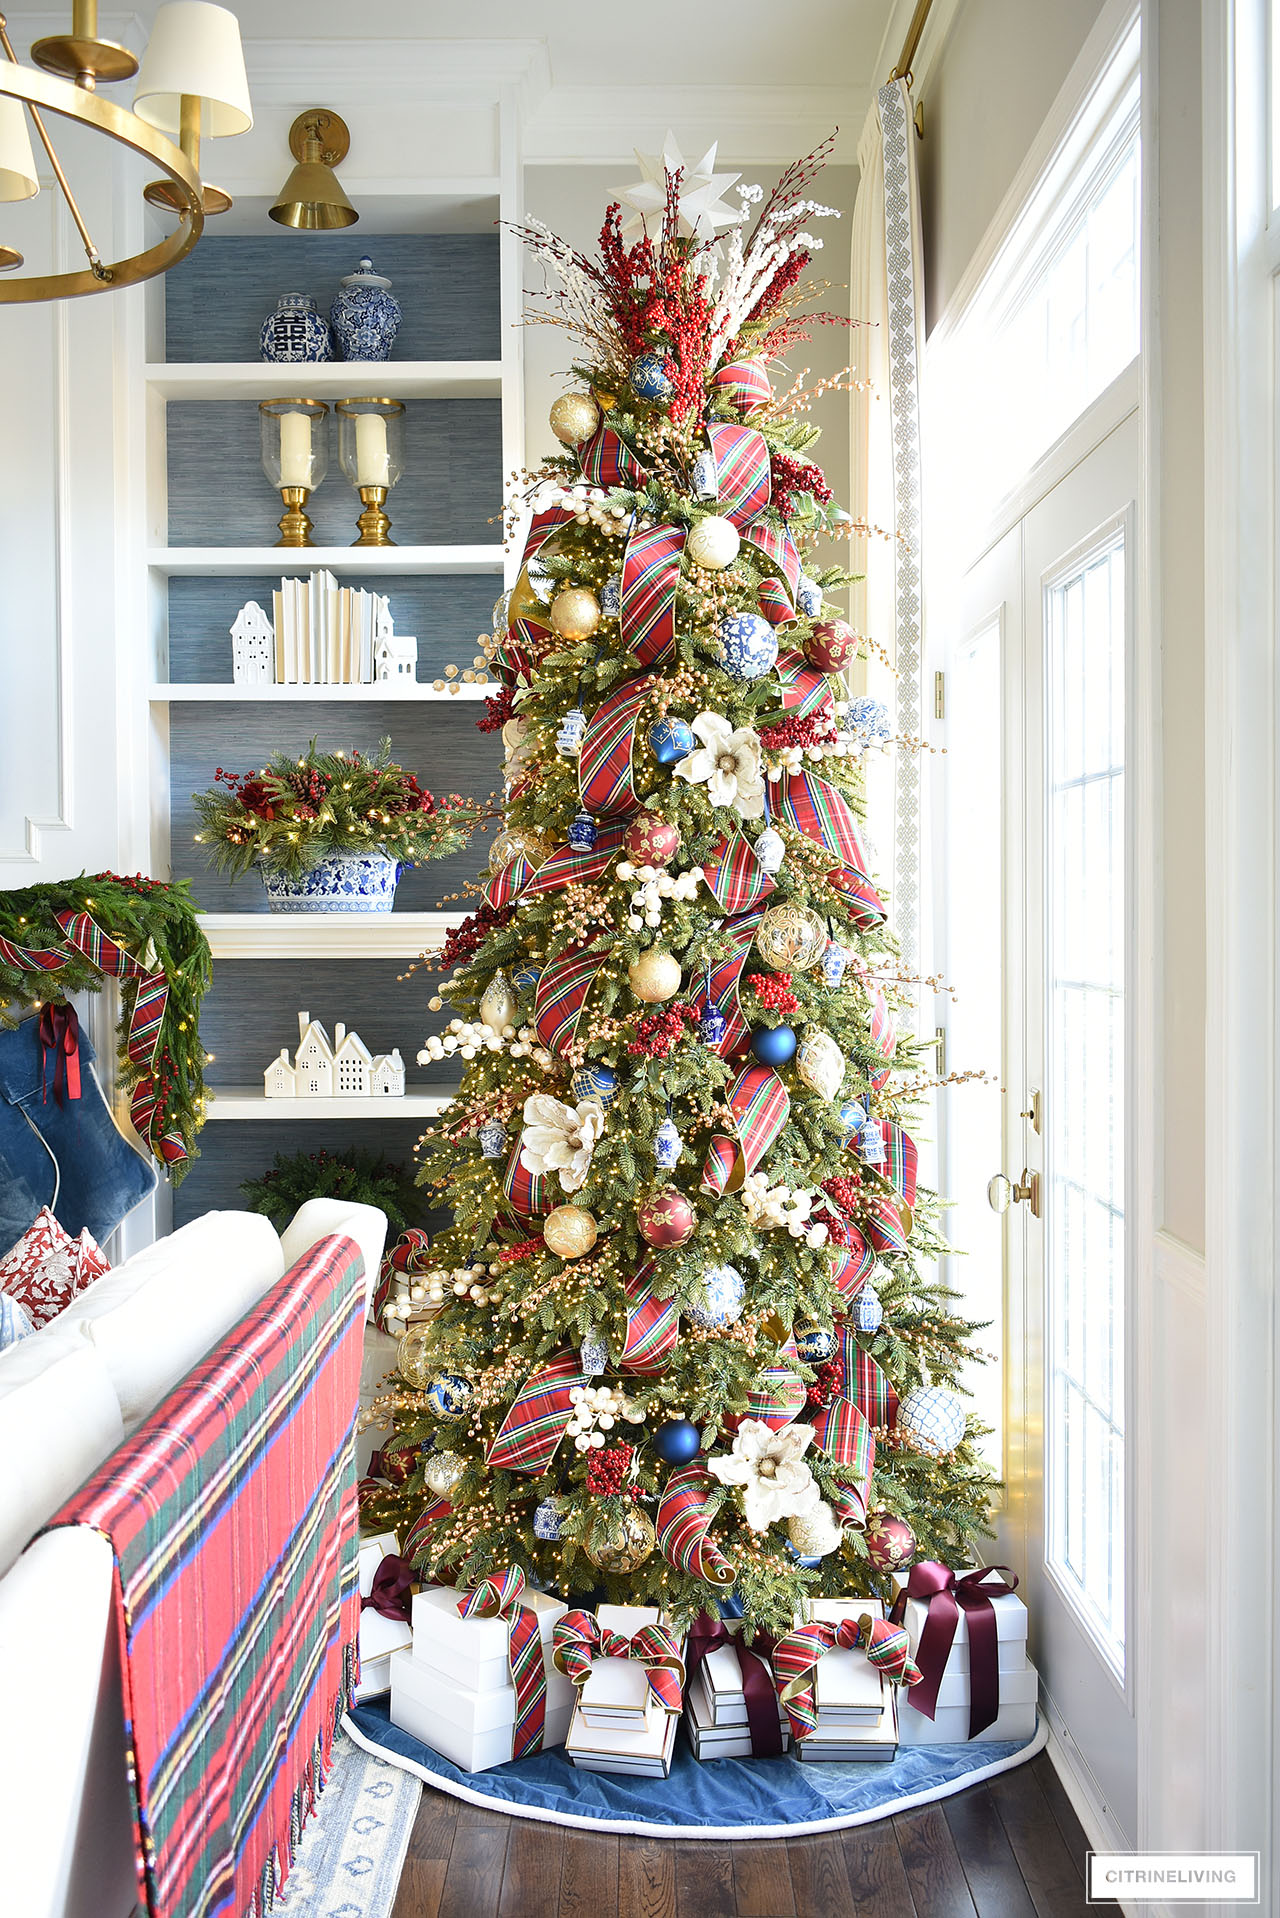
left=259, top=850, right=400, bottom=914
left=330, top=257, right=402, bottom=362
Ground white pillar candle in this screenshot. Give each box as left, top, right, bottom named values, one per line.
left=278, top=410, right=312, bottom=488
left=355, top=411, right=390, bottom=487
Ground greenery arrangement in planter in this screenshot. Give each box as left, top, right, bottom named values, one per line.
left=241, top=1145, right=425, bottom=1238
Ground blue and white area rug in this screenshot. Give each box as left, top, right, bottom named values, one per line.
left=343, top=1701, right=1046, bottom=1841
left=277, top=1728, right=422, bottom=1915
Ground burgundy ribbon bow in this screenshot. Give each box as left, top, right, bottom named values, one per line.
left=362, top=1554, right=414, bottom=1623
left=686, top=1612, right=783, bottom=1758
left=891, top=1561, right=1019, bottom=1737
left=38, top=1000, right=81, bottom=1106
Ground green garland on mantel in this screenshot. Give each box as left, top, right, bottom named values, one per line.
left=0, top=872, right=212, bottom=1183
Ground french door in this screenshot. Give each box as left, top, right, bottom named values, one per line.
left=942, top=410, right=1138, bottom=1841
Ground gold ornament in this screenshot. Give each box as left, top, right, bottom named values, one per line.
left=585, top=1502, right=656, bottom=1572
left=795, top=1028, right=847, bottom=1100
left=592, top=385, right=619, bottom=411
left=543, top=1204, right=599, bottom=1259
left=685, top=514, right=741, bottom=570
left=786, top=1503, right=844, bottom=1557
left=549, top=586, right=602, bottom=642
left=480, top=969, right=518, bottom=1034
left=628, top=948, right=682, bottom=1003
left=422, top=1450, right=465, bottom=1496
left=508, top=565, right=550, bottom=626
left=549, top=392, right=602, bottom=444
left=756, top=903, right=827, bottom=972
left=396, top=1322, right=437, bottom=1388
left=489, top=826, right=552, bottom=875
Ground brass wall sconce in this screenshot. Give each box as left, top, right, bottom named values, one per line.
left=336, top=398, right=404, bottom=546
left=260, top=398, right=329, bottom=547
left=269, top=107, right=357, bottom=230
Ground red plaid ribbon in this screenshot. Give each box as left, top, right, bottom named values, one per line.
left=491, top=622, right=541, bottom=690
left=829, top=864, right=888, bottom=930
left=777, top=648, right=837, bottom=719
left=773, top=1614, right=920, bottom=1739
left=578, top=423, right=646, bottom=489
left=829, top=1230, right=875, bottom=1306
left=577, top=676, right=653, bottom=816
left=620, top=1263, right=679, bottom=1374
left=402, top=1496, right=452, bottom=1566
left=620, top=523, right=685, bottom=666
left=775, top=770, right=874, bottom=879
left=878, top=1123, right=918, bottom=1205
left=736, top=1362, right=808, bottom=1430
left=863, top=1194, right=910, bottom=1256
left=524, top=826, right=626, bottom=898
left=484, top=853, right=534, bottom=913
left=533, top=942, right=605, bottom=1056
left=705, top=423, right=772, bottom=526
left=485, top=1352, right=587, bottom=1473
left=701, top=830, right=776, bottom=914
left=700, top=1063, right=790, bottom=1197
left=502, top=1133, right=553, bottom=1220
left=758, top=577, right=797, bottom=625
left=809, top=1396, right=876, bottom=1528
left=700, top=904, right=768, bottom=1056
left=841, top=1331, right=900, bottom=1429
left=710, top=358, right=773, bottom=416
left=745, top=520, right=801, bottom=600
left=655, top=1465, right=736, bottom=1585
left=457, top=1567, right=549, bottom=1758
left=553, top=1610, right=686, bottom=1713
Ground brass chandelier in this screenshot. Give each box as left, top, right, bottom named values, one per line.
left=0, top=1, right=252, bottom=303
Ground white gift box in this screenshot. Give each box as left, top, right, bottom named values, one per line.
left=686, top=1669, right=791, bottom=1761
left=809, top=1598, right=887, bottom=1726
left=390, top=1649, right=575, bottom=1773
left=890, top=1568, right=1029, bottom=1673
left=795, top=1688, right=899, bottom=1763
left=698, top=1641, right=775, bottom=1727
left=411, top=1583, right=569, bottom=1693
left=565, top=1697, right=679, bottom=1778
left=899, top=1659, right=1039, bottom=1744
left=356, top=1531, right=412, bottom=1700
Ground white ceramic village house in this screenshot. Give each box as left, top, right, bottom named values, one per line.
left=265, top=1011, right=405, bottom=1099
left=374, top=635, right=419, bottom=680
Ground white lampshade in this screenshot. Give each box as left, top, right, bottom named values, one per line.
left=0, top=96, right=37, bottom=203
left=134, top=2, right=253, bottom=139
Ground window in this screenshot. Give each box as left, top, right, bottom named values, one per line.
left=1044, top=529, right=1127, bottom=1670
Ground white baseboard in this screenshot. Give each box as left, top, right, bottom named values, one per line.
left=1044, top=1711, right=1151, bottom=1918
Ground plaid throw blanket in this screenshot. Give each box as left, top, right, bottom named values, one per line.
left=45, top=1233, right=366, bottom=1918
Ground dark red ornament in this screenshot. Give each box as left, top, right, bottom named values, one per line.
left=637, top=1186, right=696, bottom=1248
left=624, top=811, right=681, bottom=867
left=805, top=618, right=859, bottom=673
left=865, top=1510, right=917, bottom=1572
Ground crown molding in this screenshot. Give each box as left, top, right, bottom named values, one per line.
left=523, top=85, right=865, bottom=166
left=240, top=38, right=551, bottom=112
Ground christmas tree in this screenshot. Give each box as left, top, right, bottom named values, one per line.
left=366, top=139, right=997, bottom=1635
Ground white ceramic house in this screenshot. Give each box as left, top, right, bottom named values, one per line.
left=294, top=1012, right=334, bottom=1096
left=371, top=1047, right=405, bottom=1096
left=264, top=1011, right=405, bottom=1099
left=333, top=1024, right=373, bottom=1096
left=375, top=635, right=419, bottom=681
left=231, top=602, right=275, bottom=685
left=263, top=1049, right=296, bottom=1097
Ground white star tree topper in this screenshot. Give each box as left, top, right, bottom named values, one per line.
left=616, top=131, right=742, bottom=240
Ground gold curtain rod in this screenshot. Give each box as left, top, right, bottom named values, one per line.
left=891, top=0, right=935, bottom=84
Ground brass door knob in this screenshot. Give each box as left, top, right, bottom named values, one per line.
left=987, top=1169, right=1041, bottom=1217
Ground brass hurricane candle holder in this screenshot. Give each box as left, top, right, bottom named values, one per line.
left=259, top=397, right=329, bottom=547
left=336, top=397, right=405, bottom=546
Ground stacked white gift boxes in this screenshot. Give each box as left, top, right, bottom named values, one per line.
left=390, top=1584, right=577, bottom=1773
left=891, top=1568, right=1038, bottom=1743
left=355, top=1532, right=413, bottom=1701
left=564, top=1605, right=686, bottom=1779
left=794, top=1599, right=900, bottom=1762
left=686, top=1637, right=791, bottom=1760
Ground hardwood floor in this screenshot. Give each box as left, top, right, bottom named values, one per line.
left=390, top=1753, right=1092, bottom=1918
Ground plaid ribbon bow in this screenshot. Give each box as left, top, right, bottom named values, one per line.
left=456, top=1567, right=549, bottom=1759
left=553, top=1609, right=686, bottom=1714
left=772, top=1614, right=922, bottom=1739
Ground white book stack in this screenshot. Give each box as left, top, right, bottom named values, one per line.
left=891, top=1568, right=1038, bottom=1744
left=564, top=1605, right=685, bottom=1779
left=794, top=1600, right=900, bottom=1764
left=389, top=1583, right=576, bottom=1774
left=685, top=1642, right=791, bottom=1761
left=259, top=572, right=409, bottom=685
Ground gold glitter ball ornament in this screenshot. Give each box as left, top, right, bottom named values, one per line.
left=549, top=392, right=602, bottom=445
left=421, top=1450, right=466, bottom=1497
left=585, top=1502, right=656, bottom=1572
left=488, top=825, right=552, bottom=875
left=795, top=1027, right=847, bottom=1100
left=685, top=515, right=741, bottom=571
left=543, top=1204, right=599, bottom=1259
left=549, top=587, right=602, bottom=642
left=628, top=948, right=682, bottom=1003
left=786, top=1503, right=845, bottom=1557
left=396, top=1322, right=437, bottom=1388
left=755, top=903, right=828, bottom=973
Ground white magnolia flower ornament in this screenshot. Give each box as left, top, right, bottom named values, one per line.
left=673, top=712, right=765, bottom=819
left=707, top=1417, right=823, bottom=1532
left=616, top=131, right=742, bottom=239
left=519, top=1093, right=605, bottom=1193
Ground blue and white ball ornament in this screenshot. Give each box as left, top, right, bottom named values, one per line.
left=717, top=611, right=779, bottom=681
left=569, top=810, right=598, bottom=851
left=601, top=572, right=622, bottom=617
left=852, top=1284, right=883, bottom=1334
left=652, top=1417, right=701, bottom=1466
left=794, top=1324, right=838, bottom=1363
left=845, top=696, right=893, bottom=753
left=691, top=449, right=718, bottom=499
left=654, top=1115, right=683, bottom=1169
left=796, top=575, right=824, bottom=618
left=750, top=1023, right=797, bottom=1068
left=898, top=1383, right=966, bottom=1457
left=649, top=715, right=697, bottom=765
left=630, top=352, right=673, bottom=402
left=572, top=1062, right=620, bottom=1105
left=426, top=1373, right=473, bottom=1421
left=688, top=1263, right=746, bottom=1329
left=534, top=1497, right=566, bottom=1541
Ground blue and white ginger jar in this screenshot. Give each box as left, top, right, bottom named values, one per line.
left=259, top=292, right=333, bottom=364
left=330, top=256, right=402, bottom=362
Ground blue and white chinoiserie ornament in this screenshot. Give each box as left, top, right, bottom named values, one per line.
left=691, top=449, right=718, bottom=499
left=821, top=938, right=848, bottom=988
left=600, top=572, right=623, bottom=617
left=796, top=574, right=824, bottom=618
left=652, top=1417, right=701, bottom=1466
left=699, top=1001, right=728, bottom=1046
left=852, top=1284, right=883, bottom=1334
left=426, top=1373, right=473, bottom=1420
left=630, top=352, right=673, bottom=402
left=330, top=256, right=402, bottom=362
left=556, top=707, right=588, bottom=757
left=898, top=1383, right=966, bottom=1458
left=794, top=1323, right=838, bottom=1363
left=654, top=1114, right=683, bottom=1169
left=718, top=611, right=779, bottom=681
left=534, top=1497, right=567, bottom=1541
left=259, top=292, right=334, bottom=363
left=572, top=1062, right=620, bottom=1105
left=568, top=810, right=598, bottom=851
left=839, top=1097, right=867, bottom=1143
left=753, top=825, right=785, bottom=875
left=580, top=1329, right=609, bottom=1375
left=687, top=1263, right=746, bottom=1329
left=649, top=715, right=696, bottom=765
left=858, top=1117, right=887, bottom=1166
left=478, top=1118, right=508, bottom=1160
left=513, top=963, right=541, bottom=995
left=750, top=1022, right=797, bottom=1068
left=845, top=695, right=893, bottom=754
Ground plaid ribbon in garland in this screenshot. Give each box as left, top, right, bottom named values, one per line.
left=502, top=1132, right=553, bottom=1220
left=553, top=1610, right=686, bottom=1713
left=577, top=676, right=653, bottom=816
left=402, top=1496, right=453, bottom=1566
left=456, top=1568, right=549, bottom=1759
left=839, top=1331, right=900, bottom=1429
left=577, top=422, right=646, bottom=490
left=862, top=1193, right=910, bottom=1256
left=701, top=903, right=768, bottom=1055
left=700, top=1062, right=791, bottom=1197
left=533, top=942, right=606, bottom=1056
left=777, top=648, right=837, bottom=719
left=745, top=519, right=801, bottom=600
left=485, top=1351, right=587, bottom=1474
left=878, top=1122, right=918, bottom=1205
left=620, top=1263, right=679, bottom=1374
left=775, top=769, right=875, bottom=881
left=701, top=829, right=776, bottom=914
left=484, top=852, right=534, bottom=913
left=758, top=577, right=798, bottom=625
left=710, top=358, right=773, bottom=416
left=739, top=1362, right=808, bottom=1430
left=809, top=1395, right=876, bottom=1529
left=524, top=825, right=626, bottom=898
left=490, top=621, right=542, bottom=690
left=829, top=1229, right=875, bottom=1305
left=656, top=1465, right=736, bottom=1585
left=829, top=864, right=889, bottom=931
left=705, top=423, right=772, bottom=527
left=520, top=503, right=573, bottom=570
left=620, top=523, right=686, bottom=666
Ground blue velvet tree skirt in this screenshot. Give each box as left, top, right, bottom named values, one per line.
left=344, top=1700, right=1047, bottom=1839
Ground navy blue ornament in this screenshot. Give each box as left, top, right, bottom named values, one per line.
left=794, top=1324, right=838, bottom=1363
left=786, top=1544, right=824, bottom=1569
left=839, top=1097, right=867, bottom=1144
left=699, top=1001, right=728, bottom=1046
left=601, top=572, right=622, bottom=617
left=512, top=964, right=541, bottom=995
left=630, top=352, right=674, bottom=402
left=572, top=1062, right=620, bottom=1105
left=652, top=1417, right=701, bottom=1466
left=750, top=1023, right=797, bottom=1068
left=649, top=716, right=696, bottom=765
left=569, top=810, right=598, bottom=850
left=426, top=1373, right=473, bottom=1420
left=718, top=611, right=779, bottom=681
left=796, top=575, right=824, bottom=618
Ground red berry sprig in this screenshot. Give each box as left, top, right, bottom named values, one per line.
left=626, top=1001, right=699, bottom=1059
left=745, top=970, right=799, bottom=1014
left=587, top=1442, right=636, bottom=1496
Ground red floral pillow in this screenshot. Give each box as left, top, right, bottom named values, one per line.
left=0, top=1207, right=110, bottom=1328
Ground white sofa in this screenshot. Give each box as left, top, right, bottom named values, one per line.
left=0, top=1199, right=397, bottom=1918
